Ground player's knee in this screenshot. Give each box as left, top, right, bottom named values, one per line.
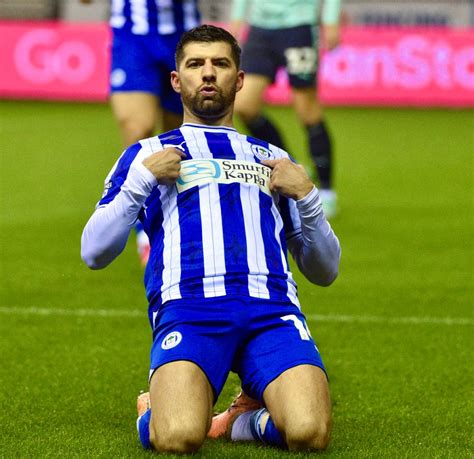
left=234, top=100, right=260, bottom=124
left=119, top=118, right=154, bottom=145
left=295, top=102, right=322, bottom=125
left=238, top=111, right=261, bottom=126
left=149, top=422, right=204, bottom=454
left=283, top=416, right=331, bottom=451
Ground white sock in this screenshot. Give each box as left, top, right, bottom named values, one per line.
left=136, top=229, right=149, bottom=248
left=230, top=411, right=256, bottom=442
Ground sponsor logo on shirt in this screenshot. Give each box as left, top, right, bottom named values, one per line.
left=176, top=159, right=272, bottom=195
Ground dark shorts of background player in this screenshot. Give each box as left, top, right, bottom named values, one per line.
left=109, top=30, right=183, bottom=114
left=149, top=295, right=326, bottom=404
left=242, top=24, right=320, bottom=88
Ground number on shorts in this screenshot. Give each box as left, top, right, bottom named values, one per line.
left=281, top=314, right=312, bottom=341
left=284, top=47, right=317, bottom=75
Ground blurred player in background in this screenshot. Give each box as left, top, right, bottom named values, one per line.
left=80, top=0, right=200, bottom=265
left=230, top=0, right=341, bottom=218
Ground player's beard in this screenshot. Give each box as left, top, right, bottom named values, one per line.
left=182, top=83, right=236, bottom=120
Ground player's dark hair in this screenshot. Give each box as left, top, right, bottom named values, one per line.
left=175, top=24, right=241, bottom=69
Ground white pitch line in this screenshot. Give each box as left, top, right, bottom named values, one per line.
left=305, top=314, right=474, bottom=326
left=0, top=306, right=143, bottom=318
left=0, top=306, right=472, bottom=326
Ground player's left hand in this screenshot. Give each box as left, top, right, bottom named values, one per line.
left=261, top=158, right=314, bottom=201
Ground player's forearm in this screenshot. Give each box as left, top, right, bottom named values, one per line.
left=288, top=187, right=341, bottom=286
left=81, top=163, right=157, bottom=269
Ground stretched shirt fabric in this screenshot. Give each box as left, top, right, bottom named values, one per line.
left=81, top=124, right=341, bottom=309
left=231, top=0, right=341, bottom=29
left=110, top=0, right=200, bottom=35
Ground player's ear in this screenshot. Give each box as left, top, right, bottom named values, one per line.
left=236, top=70, right=244, bottom=93
left=170, top=71, right=181, bottom=93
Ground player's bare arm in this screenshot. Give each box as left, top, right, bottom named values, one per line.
left=323, top=23, right=340, bottom=50
left=142, top=147, right=187, bottom=185
left=261, top=158, right=314, bottom=200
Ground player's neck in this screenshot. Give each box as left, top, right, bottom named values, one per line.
left=183, top=108, right=235, bottom=128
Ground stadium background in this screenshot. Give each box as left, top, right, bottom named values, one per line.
left=0, top=1, right=472, bottom=457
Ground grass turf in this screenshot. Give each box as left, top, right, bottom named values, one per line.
left=0, top=100, right=472, bottom=457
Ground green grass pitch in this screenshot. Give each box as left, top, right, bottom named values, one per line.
left=0, top=99, right=472, bottom=458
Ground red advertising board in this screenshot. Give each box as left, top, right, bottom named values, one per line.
left=0, top=21, right=473, bottom=107
left=0, top=21, right=110, bottom=101
left=267, top=27, right=474, bottom=107
left=323, top=26, right=474, bottom=107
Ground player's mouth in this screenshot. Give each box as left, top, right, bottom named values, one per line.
left=200, top=85, right=218, bottom=97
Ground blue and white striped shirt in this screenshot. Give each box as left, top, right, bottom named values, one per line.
left=82, top=123, right=341, bottom=313
left=98, top=124, right=302, bottom=308
left=110, top=0, right=200, bottom=35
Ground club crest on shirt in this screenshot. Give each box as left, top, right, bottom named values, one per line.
left=161, top=331, right=182, bottom=350
left=251, top=144, right=272, bottom=160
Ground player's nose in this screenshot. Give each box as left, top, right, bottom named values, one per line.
left=201, top=60, right=216, bottom=80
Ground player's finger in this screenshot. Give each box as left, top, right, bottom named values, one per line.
left=261, top=159, right=279, bottom=168
left=160, top=146, right=187, bottom=158
left=173, top=148, right=187, bottom=159
left=168, top=147, right=187, bottom=159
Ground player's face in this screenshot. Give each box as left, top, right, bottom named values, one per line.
left=171, top=41, right=244, bottom=120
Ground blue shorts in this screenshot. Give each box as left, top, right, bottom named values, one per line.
left=149, top=296, right=326, bottom=402
left=110, top=31, right=182, bottom=114
left=242, top=25, right=319, bottom=88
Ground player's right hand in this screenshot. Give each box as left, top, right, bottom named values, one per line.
left=142, top=147, right=187, bottom=185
